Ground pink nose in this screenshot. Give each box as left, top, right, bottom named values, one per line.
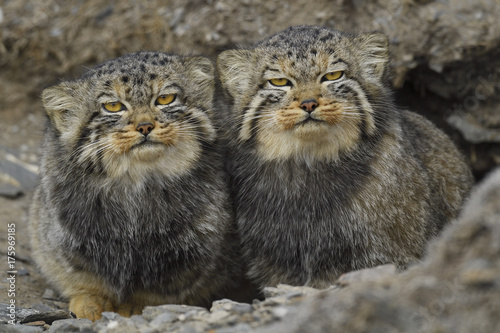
left=300, top=99, right=319, bottom=112
left=136, top=122, right=154, bottom=136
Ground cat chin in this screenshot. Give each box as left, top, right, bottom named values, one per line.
left=292, top=120, right=332, bottom=137
left=255, top=121, right=360, bottom=162
left=101, top=139, right=202, bottom=183
left=129, top=142, right=170, bottom=162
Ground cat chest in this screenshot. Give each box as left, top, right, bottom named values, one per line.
left=56, top=189, right=205, bottom=291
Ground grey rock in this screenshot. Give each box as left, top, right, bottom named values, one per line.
left=20, top=310, right=73, bottom=325
left=0, top=304, right=37, bottom=325
left=41, top=289, right=60, bottom=301
left=142, top=304, right=208, bottom=322
left=148, top=312, right=176, bottom=327
left=93, top=313, right=138, bottom=333
left=0, top=324, right=43, bottom=333
left=0, top=147, right=38, bottom=198
left=336, top=264, right=398, bottom=287
left=29, top=304, right=54, bottom=313
left=447, top=109, right=500, bottom=143
left=210, top=299, right=252, bottom=314
left=47, top=319, right=92, bottom=333
left=262, top=284, right=327, bottom=299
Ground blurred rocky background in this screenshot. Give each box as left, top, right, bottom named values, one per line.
left=1, top=0, right=499, bottom=331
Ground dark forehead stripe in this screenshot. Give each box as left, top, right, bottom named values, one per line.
left=257, top=25, right=343, bottom=49
left=83, top=51, right=179, bottom=79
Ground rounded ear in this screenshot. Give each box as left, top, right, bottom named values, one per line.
left=42, top=80, right=88, bottom=133
left=353, top=33, right=389, bottom=81
left=184, top=56, right=215, bottom=106
left=217, top=49, right=255, bottom=100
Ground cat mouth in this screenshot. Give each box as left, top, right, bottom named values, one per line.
left=296, top=116, right=324, bottom=126
left=131, top=139, right=163, bottom=150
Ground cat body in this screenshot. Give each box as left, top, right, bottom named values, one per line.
left=217, top=26, right=473, bottom=288
left=30, top=52, right=241, bottom=320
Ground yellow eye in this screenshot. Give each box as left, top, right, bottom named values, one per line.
left=103, top=102, right=125, bottom=112
left=323, top=71, right=344, bottom=81
left=269, top=78, right=291, bottom=87
left=156, top=94, right=176, bottom=105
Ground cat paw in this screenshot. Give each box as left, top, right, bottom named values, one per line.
left=69, top=294, right=115, bottom=321
left=116, top=302, right=144, bottom=317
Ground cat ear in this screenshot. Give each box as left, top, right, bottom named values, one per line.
left=217, top=49, right=255, bottom=100
left=42, top=80, right=88, bottom=133
left=354, top=33, right=389, bottom=81
left=184, top=56, right=215, bottom=106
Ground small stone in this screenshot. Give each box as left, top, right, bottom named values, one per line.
left=30, top=304, right=55, bottom=313
left=142, top=304, right=208, bottom=321
left=42, top=289, right=59, bottom=301
left=263, top=284, right=320, bottom=299
left=23, top=321, right=45, bottom=326
left=100, top=311, right=120, bottom=321
left=130, top=314, right=148, bottom=326
left=2, top=324, right=43, bottom=332
left=210, top=299, right=252, bottom=314
left=207, top=309, right=231, bottom=324
left=17, top=268, right=30, bottom=276
left=149, top=312, right=176, bottom=327
left=47, top=318, right=92, bottom=333
left=20, top=310, right=73, bottom=325
left=272, top=306, right=289, bottom=319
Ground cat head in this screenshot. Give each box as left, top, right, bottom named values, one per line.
left=217, top=26, right=393, bottom=162
left=42, top=52, right=216, bottom=181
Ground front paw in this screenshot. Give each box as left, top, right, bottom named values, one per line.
left=116, top=302, right=144, bottom=317
left=69, top=294, right=115, bottom=321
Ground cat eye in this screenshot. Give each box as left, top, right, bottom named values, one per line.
left=322, top=71, right=344, bottom=82
left=269, top=78, right=292, bottom=87
left=155, top=94, right=176, bottom=106
left=102, top=102, right=126, bottom=112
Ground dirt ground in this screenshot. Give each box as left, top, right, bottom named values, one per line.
left=0, top=105, right=62, bottom=310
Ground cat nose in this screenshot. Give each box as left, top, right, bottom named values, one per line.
left=300, top=98, right=319, bottom=113
left=136, top=122, right=154, bottom=136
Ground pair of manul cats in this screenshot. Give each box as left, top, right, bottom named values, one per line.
left=30, top=26, right=473, bottom=320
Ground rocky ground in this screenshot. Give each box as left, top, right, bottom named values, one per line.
left=1, top=0, right=499, bottom=332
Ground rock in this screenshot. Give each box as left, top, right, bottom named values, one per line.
left=0, top=324, right=43, bottom=332
left=47, top=319, right=92, bottom=333
left=41, top=289, right=60, bottom=301
left=0, top=147, right=39, bottom=198
left=92, top=313, right=139, bottom=333
left=29, top=304, right=54, bottom=313
left=210, top=299, right=252, bottom=314
left=148, top=312, right=176, bottom=327
left=0, top=304, right=38, bottom=324
left=336, top=264, right=398, bottom=287
left=142, top=304, right=208, bottom=321
left=447, top=109, right=500, bottom=144
left=262, top=284, right=329, bottom=299
left=19, top=310, right=73, bottom=325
